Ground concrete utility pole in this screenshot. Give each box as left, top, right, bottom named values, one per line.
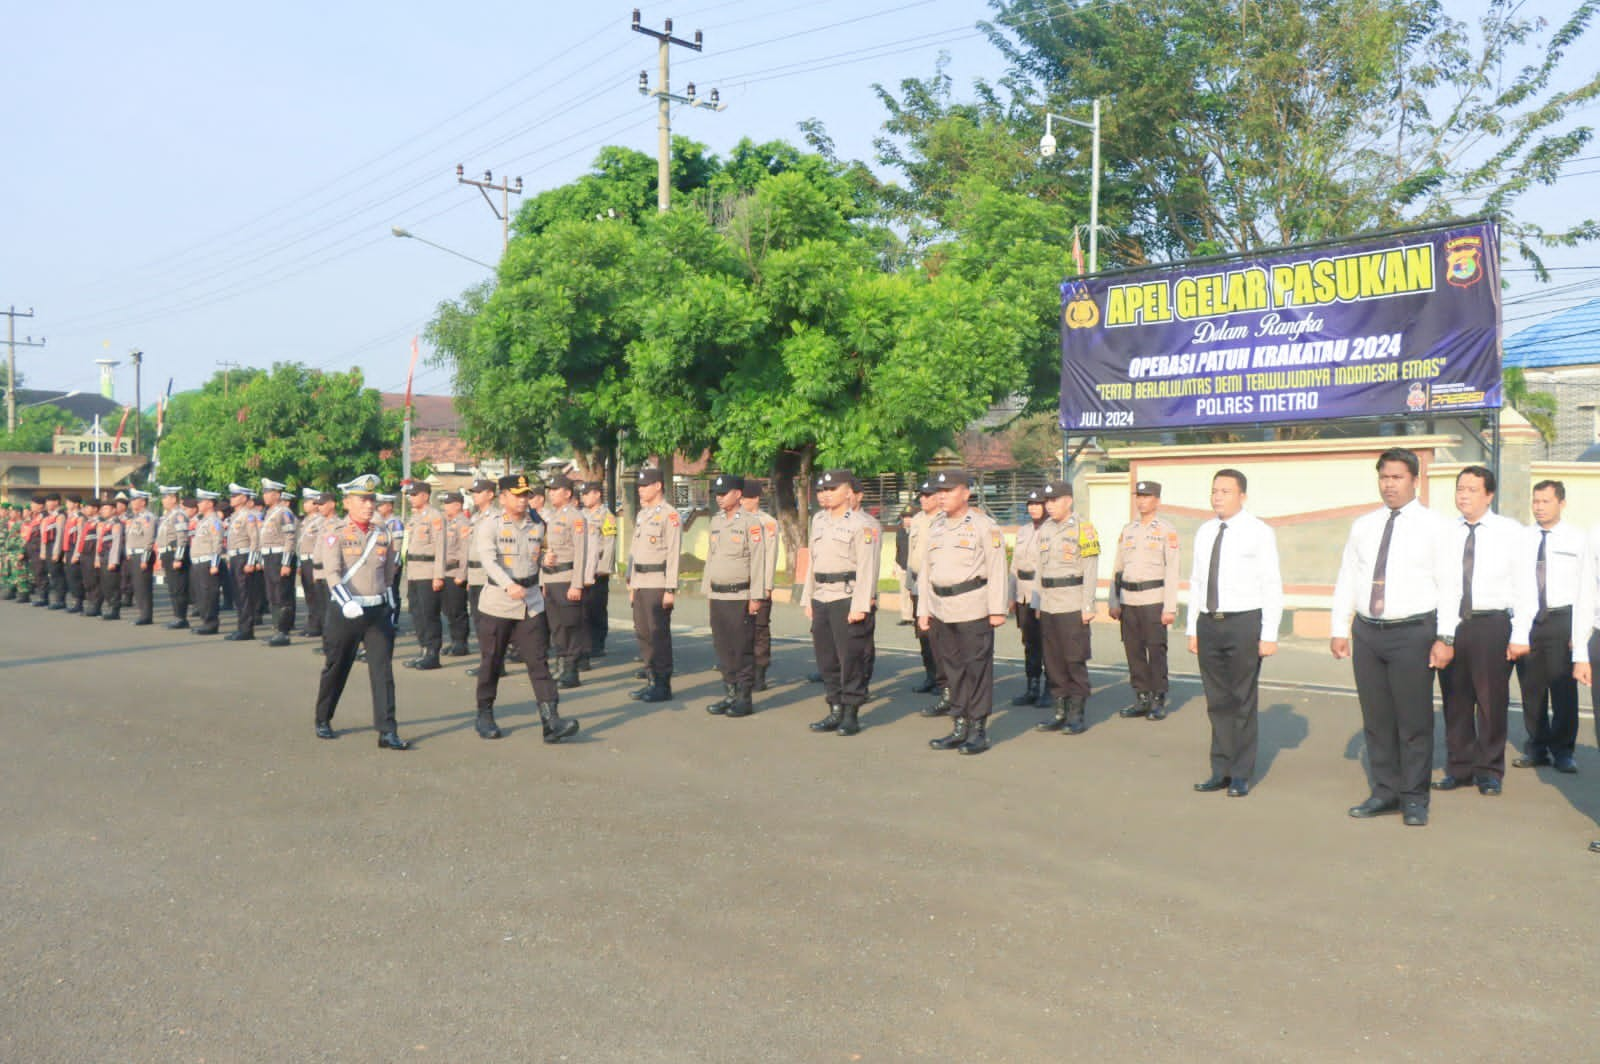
left=455, top=167, right=523, bottom=253
left=217, top=360, right=241, bottom=397
left=4, top=306, right=45, bottom=434
left=130, top=349, right=143, bottom=455
left=633, top=9, right=726, bottom=213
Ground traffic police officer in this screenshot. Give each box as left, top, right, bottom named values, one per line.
left=189, top=490, right=226, bottom=635
left=225, top=483, right=263, bottom=640
left=1010, top=489, right=1048, bottom=708
left=1027, top=481, right=1100, bottom=734
left=1108, top=480, right=1181, bottom=720
left=702, top=474, right=768, bottom=718
left=440, top=490, right=472, bottom=656
left=801, top=468, right=880, bottom=737
left=918, top=469, right=1010, bottom=755
left=580, top=480, right=617, bottom=665
left=473, top=473, right=581, bottom=743
left=540, top=474, right=590, bottom=688
left=124, top=489, right=158, bottom=625
left=741, top=478, right=781, bottom=691
left=402, top=481, right=446, bottom=670
left=156, top=487, right=191, bottom=627
left=296, top=490, right=326, bottom=639
left=628, top=468, right=679, bottom=703
left=256, top=478, right=298, bottom=646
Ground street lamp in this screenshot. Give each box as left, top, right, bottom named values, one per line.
left=390, top=227, right=496, bottom=271
left=1041, top=100, right=1102, bottom=274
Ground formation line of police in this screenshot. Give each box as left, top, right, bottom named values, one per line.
left=6, top=450, right=1600, bottom=849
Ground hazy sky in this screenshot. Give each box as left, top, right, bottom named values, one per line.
left=5, top=0, right=1595, bottom=405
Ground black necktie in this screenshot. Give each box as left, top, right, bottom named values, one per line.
left=1206, top=522, right=1226, bottom=613
left=1461, top=523, right=1478, bottom=619
left=1536, top=529, right=1549, bottom=623
left=1369, top=508, right=1399, bottom=617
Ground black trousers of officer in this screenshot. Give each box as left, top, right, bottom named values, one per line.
left=442, top=579, right=470, bottom=650
left=1515, top=608, right=1578, bottom=761
left=315, top=603, right=398, bottom=732
left=219, top=561, right=235, bottom=610
left=1439, top=610, right=1512, bottom=782
left=161, top=551, right=189, bottom=621
left=812, top=598, right=872, bottom=709
left=477, top=610, right=558, bottom=709
left=98, top=563, right=122, bottom=618
left=545, top=580, right=583, bottom=664
left=30, top=552, right=48, bottom=601
left=709, top=598, right=757, bottom=690
left=65, top=551, right=84, bottom=607
left=131, top=553, right=155, bottom=622
left=1352, top=614, right=1436, bottom=806
left=467, top=582, right=482, bottom=623
left=752, top=597, right=773, bottom=669
left=298, top=560, right=322, bottom=637
left=82, top=554, right=103, bottom=614
left=1197, top=610, right=1262, bottom=781
left=50, top=558, right=66, bottom=605
left=585, top=573, right=610, bottom=653
left=910, top=593, right=941, bottom=684
left=632, top=587, right=673, bottom=676
left=120, top=557, right=134, bottom=606
left=262, top=555, right=296, bottom=634
left=1040, top=610, right=1092, bottom=700
left=229, top=557, right=258, bottom=636
left=192, top=563, right=220, bottom=628
left=1017, top=602, right=1042, bottom=680
left=408, top=578, right=442, bottom=654
left=928, top=615, right=995, bottom=722
left=1120, top=602, right=1170, bottom=695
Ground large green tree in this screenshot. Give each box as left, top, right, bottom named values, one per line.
left=0, top=403, right=80, bottom=453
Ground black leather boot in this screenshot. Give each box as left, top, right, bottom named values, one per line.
left=726, top=686, right=754, bottom=718
left=1035, top=683, right=1052, bottom=708
left=929, top=716, right=970, bottom=750
left=836, top=704, right=861, bottom=736
left=1064, top=697, right=1088, bottom=735
left=539, top=701, right=579, bottom=743
left=1148, top=693, right=1169, bottom=721
left=1036, top=697, right=1069, bottom=732
left=1011, top=676, right=1040, bottom=706
left=640, top=672, right=673, bottom=702
left=958, top=717, right=990, bottom=755
left=754, top=666, right=769, bottom=692
left=557, top=660, right=581, bottom=688
left=576, top=654, right=592, bottom=672
left=920, top=687, right=953, bottom=718
left=912, top=669, right=938, bottom=694
left=475, top=709, right=503, bottom=739
left=809, top=703, right=843, bottom=732
left=1119, top=692, right=1151, bottom=718
left=630, top=671, right=655, bottom=699
left=705, top=683, right=735, bottom=715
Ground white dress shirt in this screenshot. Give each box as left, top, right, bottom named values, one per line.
left=1330, top=498, right=1452, bottom=639
left=1185, top=508, right=1283, bottom=641
left=1437, top=510, right=1525, bottom=629
left=1571, top=524, right=1600, bottom=663
left=1511, top=519, right=1584, bottom=645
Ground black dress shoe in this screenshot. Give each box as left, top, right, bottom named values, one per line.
left=132, top=618, right=152, bottom=626
left=1589, top=840, right=1600, bottom=854
left=377, top=732, right=411, bottom=750
left=1555, top=755, right=1578, bottom=774
left=194, top=625, right=219, bottom=635
left=315, top=723, right=337, bottom=740
left=1476, top=777, right=1502, bottom=796
left=1431, top=775, right=1472, bottom=791
left=266, top=633, right=291, bottom=647
left=447, top=644, right=470, bottom=657
left=1348, top=796, right=1401, bottom=818
left=224, top=631, right=253, bottom=641
left=1513, top=754, right=1553, bottom=768
left=1402, top=804, right=1429, bottom=827
left=1193, top=776, right=1230, bottom=793
left=1227, top=779, right=1250, bottom=797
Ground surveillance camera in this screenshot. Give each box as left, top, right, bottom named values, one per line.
left=1039, top=133, right=1057, bottom=158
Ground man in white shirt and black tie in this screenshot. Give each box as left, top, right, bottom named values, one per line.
left=1434, top=465, right=1524, bottom=797
left=1510, top=480, right=1582, bottom=775
left=1187, top=469, right=1283, bottom=798
left=1331, top=448, right=1451, bottom=828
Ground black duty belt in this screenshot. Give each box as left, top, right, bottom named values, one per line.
left=1041, top=575, right=1084, bottom=588
left=1357, top=612, right=1433, bottom=629
left=1200, top=608, right=1261, bottom=622
left=467, top=560, right=483, bottom=568
left=1538, top=605, right=1573, bottom=617
left=513, top=576, right=538, bottom=588
left=542, top=561, right=574, bottom=573
left=814, top=572, right=852, bottom=584
left=1118, top=577, right=1164, bottom=592
left=408, top=553, right=435, bottom=562
left=634, top=562, right=666, bottom=573
left=1015, top=569, right=1036, bottom=581
left=933, top=577, right=987, bottom=597
left=711, top=581, right=751, bottom=593
left=1462, top=608, right=1510, bottom=619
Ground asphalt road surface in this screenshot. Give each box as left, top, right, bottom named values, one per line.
left=3, top=593, right=1597, bottom=1062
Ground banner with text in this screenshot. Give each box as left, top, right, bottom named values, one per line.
left=1059, top=222, right=1502, bottom=432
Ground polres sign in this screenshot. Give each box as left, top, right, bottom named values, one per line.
left=52, top=435, right=134, bottom=456
left=1059, top=221, right=1502, bottom=432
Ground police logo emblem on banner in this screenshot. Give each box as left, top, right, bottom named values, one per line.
left=1445, top=235, right=1483, bottom=288
left=1061, top=281, right=1100, bottom=330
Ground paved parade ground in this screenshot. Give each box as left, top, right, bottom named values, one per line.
left=3, top=593, right=1597, bottom=1062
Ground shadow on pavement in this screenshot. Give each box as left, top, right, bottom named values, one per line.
left=1255, top=704, right=1309, bottom=783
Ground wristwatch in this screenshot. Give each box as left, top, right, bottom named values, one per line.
left=1435, top=635, right=1455, bottom=647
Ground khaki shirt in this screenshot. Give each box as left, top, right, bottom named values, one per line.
left=319, top=518, right=397, bottom=597
left=259, top=502, right=297, bottom=559
left=190, top=513, right=226, bottom=565
left=158, top=508, right=190, bottom=560
left=475, top=512, right=548, bottom=619
left=226, top=508, right=262, bottom=565
left=800, top=508, right=879, bottom=615
left=297, top=513, right=325, bottom=561
left=539, top=502, right=589, bottom=589
left=1108, top=514, right=1180, bottom=614
left=629, top=502, right=680, bottom=590
left=586, top=504, right=618, bottom=576
left=443, top=511, right=471, bottom=582
left=123, top=511, right=157, bottom=558
left=466, top=504, right=500, bottom=588
left=905, top=510, right=934, bottom=598
left=753, top=507, right=779, bottom=594
left=1012, top=521, right=1044, bottom=605
left=404, top=505, right=446, bottom=581
left=916, top=509, right=1011, bottom=623
left=1032, top=515, right=1101, bottom=615
left=701, top=507, right=767, bottom=601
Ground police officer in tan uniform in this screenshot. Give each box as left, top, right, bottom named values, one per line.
left=702, top=474, right=768, bottom=718
left=628, top=468, right=680, bottom=703
left=123, top=489, right=158, bottom=625
left=575, top=481, right=612, bottom=668
left=465, top=478, right=498, bottom=622
left=918, top=469, right=1010, bottom=755
left=1010, top=489, right=1049, bottom=708
left=905, top=480, right=945, bottom=700
left=801, top=468, right=880, bottom=737
left=440, top=490, right=472, bottom=656
left=314, top=474, right=408, bottom=749
left=296, top=490, right=326, bottom=640
left=94, top=497, right=124, bottom=621
left=741, top=478, right=781, bottom=691
left=156, top=487, right=191, bottom=628
left=472, top=473, right=580, bottom=743
left=257, top=478, right=298, bottom=646
left=1108, top=480, right=1181, bottom=720
left=402, top=481, right=446, bottom=670
left=1025, top=481, right=1101, bottom=734
left=225, top=483, right=263, bottom=640
left=541, top=474, right=590, bottom=688
left=189, top=491, right=225, bottom=634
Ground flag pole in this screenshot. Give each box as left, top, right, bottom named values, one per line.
left=93, top=415, right=101, bottom=495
